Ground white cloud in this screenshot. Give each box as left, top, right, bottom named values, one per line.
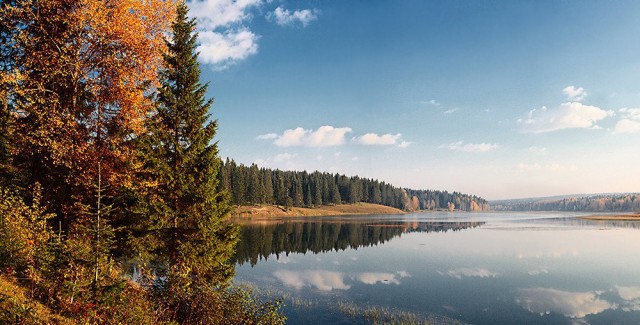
left=197, top=28, right=259, bottom=68
left=189, top=0, right=261, bottom=30
left=267, top=6, right=319, bottom=27
left=440, top=141, right=500, bottom=153
left=398, top=141, right=412, bottom=148
left=443, top=108, right=459, bottom=114
left=188, top=0, right=262, bottom=69
left=518, top=102, right=614, bottom=133
left=563, top=86, right=588, bottom=102
left=256, top=132, right=278, bottom=140
left=423, top=99, right=441, bottom=107
left=439, top=268, right=498, bottom=279
left=614, top=119, right=640, bottom=134
left=270, top=125, right=353, bottom=147
left=353, top=133, right=400, bottom=145
left=352, top=133, right=403, bottom=146
left=273, top=270, right=350, bottom=291
left=515, top=287, right=614, bottom=318
left=613, top=108, right=640, bottom=134
left=529, top=146, right=547, bottom=154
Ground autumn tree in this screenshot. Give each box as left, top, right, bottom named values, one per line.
left=0, top=0, right=176, bottom=314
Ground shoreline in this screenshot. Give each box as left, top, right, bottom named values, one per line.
left=231, top=203, right=406, bottom=218
left=579, top=213, right=640, bottom=221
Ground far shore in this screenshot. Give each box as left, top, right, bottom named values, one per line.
left=579, top=213, right=640, bottom=221
left=231, top=203, right=406, bottom=218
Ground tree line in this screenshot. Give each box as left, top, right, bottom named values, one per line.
left=491, top=194, right=640, bottom=212
left=0, top=1, right=282, bottom=324
left=218, top=160, right=490, bottom=212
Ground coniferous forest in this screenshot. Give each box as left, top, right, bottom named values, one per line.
left=219, top=160, right=490, bottom=212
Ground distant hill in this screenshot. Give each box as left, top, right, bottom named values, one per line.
left=490, top=193, right=640, bottom=212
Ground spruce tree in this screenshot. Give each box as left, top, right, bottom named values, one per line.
left=145, top=1, right=236, bottom=285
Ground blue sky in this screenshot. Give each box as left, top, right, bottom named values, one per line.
left=188, top=0, right=640, bottom=200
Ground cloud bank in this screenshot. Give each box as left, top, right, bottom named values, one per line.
left=189, top=1, right=319, bottom=69
left=613, top=108, right=640, bottom=134
left=515, top=287, right=613, bottom=318
left=563, top=86, right=587, bottom=102
left=188, top=0, right=261, bottom=68
left=352, top=133, right=411, bottom=147
left=258, top=126, right=411, bottom=148
left=518, top=102, right=613, bottom=133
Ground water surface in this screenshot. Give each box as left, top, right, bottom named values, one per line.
left=233, top=212, right=640, bottom=324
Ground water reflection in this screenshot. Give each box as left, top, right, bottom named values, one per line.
left=234, top=218, right=483, bottom=265
left=515, top=287, right=613, bottom=318
left=515, top=285, right=640, bottom=320
left=234, top=213, right=640, bottom=324
left=438, top=267, right=498, bottom=279
left=616, top=286, right=640, bottom=312
left=273, top=270, right=350, bottom=291
left=272, top=269, right=412, bottom=291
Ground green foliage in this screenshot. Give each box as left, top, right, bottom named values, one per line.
left=138, top=1, right=237, bottom=286
left=219, top=160, right=489, bottom=211
left=0, top=185, right=55, bottom=283
left=493, top=194, right=640, bottom=212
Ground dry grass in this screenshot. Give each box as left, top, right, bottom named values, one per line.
left=0, top=276, right=73, bottom=324
left=231, top=203, right=404, bottom=218
left=580, top=213, right=640, bottom=221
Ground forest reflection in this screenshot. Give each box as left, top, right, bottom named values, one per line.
left=233, top=219, right=484, bottom=266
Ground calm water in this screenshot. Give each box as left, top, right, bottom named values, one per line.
left=233, top=212, right=640, bottom=324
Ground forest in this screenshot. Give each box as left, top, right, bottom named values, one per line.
left=491, top=194, right=640, bottom=212
left=0, top=1, right=283, bottom=323
left=219, top=160, right=490, bottom=212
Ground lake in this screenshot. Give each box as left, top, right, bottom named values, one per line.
left=232, top=212, right=640, bottom=324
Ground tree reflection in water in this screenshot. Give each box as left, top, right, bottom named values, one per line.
left=233, top=218, right=484, bottom=266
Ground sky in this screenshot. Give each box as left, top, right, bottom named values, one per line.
left=187, top=0, right=640, bottom=200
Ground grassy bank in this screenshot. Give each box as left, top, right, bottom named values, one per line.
left=231, top=203, right=405, bottom=218
left=580, top=213, right=640, bottom=221
left=0, top=276, right=73, bottom=324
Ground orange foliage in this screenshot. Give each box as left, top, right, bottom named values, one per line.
left=2, top=0, right=176, bottom=215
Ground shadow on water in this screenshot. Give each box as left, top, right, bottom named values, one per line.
left=233, top=218, right=484, bottom=266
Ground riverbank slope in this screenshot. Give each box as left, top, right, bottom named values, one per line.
left=231, top=203, right=405, bottom=218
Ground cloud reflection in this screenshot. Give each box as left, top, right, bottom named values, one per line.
left=615, top=286, right=640, bottom=312
left=515, top=288, right=614, bottom=318
left=273, top=270, right=350, bottom=291
left=273, top=270, right=412, bottom=290
left=439, top=268, right=498, bottom=279
left=354, top=271, right=411, bottom=285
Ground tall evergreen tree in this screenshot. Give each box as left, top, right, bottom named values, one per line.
left=144, top=2, right=236, bottom=285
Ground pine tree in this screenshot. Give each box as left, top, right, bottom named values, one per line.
left=145, top=1, right=236, bottom=285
